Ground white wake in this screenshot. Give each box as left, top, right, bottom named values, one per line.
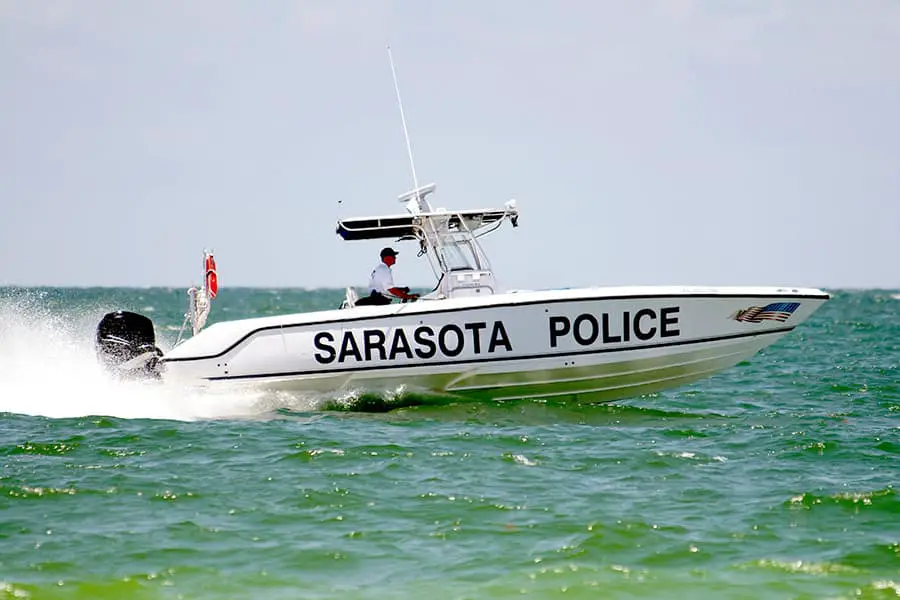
left=0, top=292, right=322, bottom=421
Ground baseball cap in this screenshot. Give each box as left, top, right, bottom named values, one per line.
left=380, top=247, right=399, bottom=258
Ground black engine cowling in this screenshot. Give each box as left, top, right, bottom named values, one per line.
left=96, top=311, right=163, bottom=379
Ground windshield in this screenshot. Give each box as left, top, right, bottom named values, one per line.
left=437, top=240, right=478, bottom=271
left=416, top=213, right=495, bottom=279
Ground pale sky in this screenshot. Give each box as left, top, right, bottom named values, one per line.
left=2, top=0, right=898, bottom=290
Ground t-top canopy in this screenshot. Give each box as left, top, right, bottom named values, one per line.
left=335, top=208, right=516, bottom=241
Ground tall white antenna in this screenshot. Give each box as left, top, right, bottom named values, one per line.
left=387, top=44, right=423, bottom=207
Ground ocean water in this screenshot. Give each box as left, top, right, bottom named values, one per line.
left=0, top=287, right=897, bottom=599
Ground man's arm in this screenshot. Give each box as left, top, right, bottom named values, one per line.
left=387, top=286, right=418, bottom=301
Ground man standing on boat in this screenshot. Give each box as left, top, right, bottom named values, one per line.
left=356, top=247, right=419, bottom=305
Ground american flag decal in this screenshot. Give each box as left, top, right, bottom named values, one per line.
left=732, top=302, right=801, bottom=323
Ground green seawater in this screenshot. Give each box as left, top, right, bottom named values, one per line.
left=0, top=287, right=897, bottom=599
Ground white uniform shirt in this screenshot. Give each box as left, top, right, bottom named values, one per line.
left=368, top=262, right=394, bottom=295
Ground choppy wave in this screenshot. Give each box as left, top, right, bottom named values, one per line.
left=1, top=287, right=897, bottom=599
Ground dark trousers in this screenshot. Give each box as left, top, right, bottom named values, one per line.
left=355, top=291, right=392, bottom=306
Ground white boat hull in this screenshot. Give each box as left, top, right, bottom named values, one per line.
left=158, top=286, right=828, bottom=403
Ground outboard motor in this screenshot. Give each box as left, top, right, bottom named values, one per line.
left=95, top=311, right=163, bottom=379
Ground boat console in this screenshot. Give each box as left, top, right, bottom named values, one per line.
left=335, top=184, right=518, bottom=303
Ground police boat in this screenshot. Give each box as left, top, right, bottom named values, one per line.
left=95, top=183, right=830, bottom=404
